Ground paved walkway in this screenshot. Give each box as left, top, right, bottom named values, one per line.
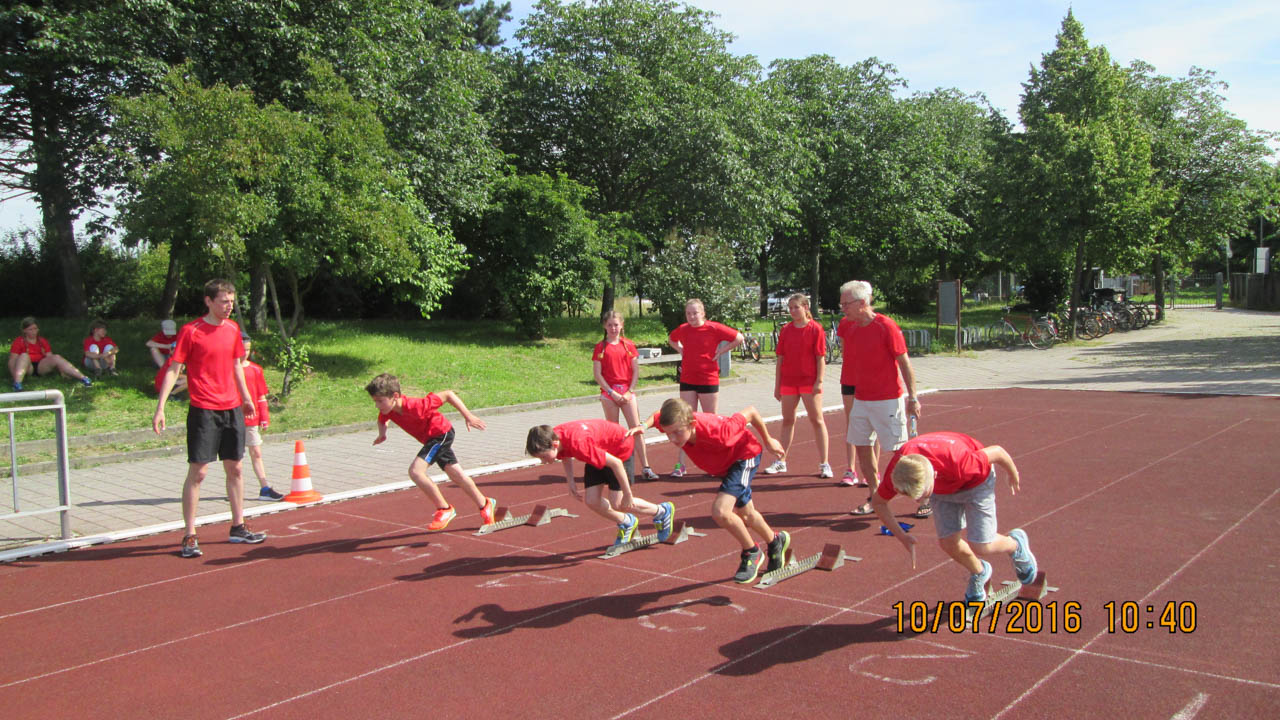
left=3, top=308, right=1277, bottom=557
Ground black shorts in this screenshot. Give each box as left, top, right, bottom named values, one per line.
left=187, top=406, right=245, bottom=464
left=841, top=384, right=857, bottom=396
left=416, top=429, right=459, bottom=469
left=582, top=455, right=635, bottom=490
left=679, top=382, right=719, bottom=394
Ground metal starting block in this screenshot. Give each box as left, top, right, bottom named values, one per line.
left=966, top=571, right=1056, bottom=621
left=599, top=521, right=706, bottom=558
left=756, top=543, right=859, bottom=588
left=474, top=504, right=577, bottom=535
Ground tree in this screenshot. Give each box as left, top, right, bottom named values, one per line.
left=637, top=231, right=752, bottom=332
left=432, top=0, right=513, bottom=50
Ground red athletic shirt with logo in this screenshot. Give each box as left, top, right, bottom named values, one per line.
left=83, top=335, right=117, bottom=357
left=592, top=338, right=638, bottom=387
left=669, top=321, right=738, bottom=386
left=379, top=393, right=451, bottom=444
left=776, top=321, right=826, bottom=384
left=10, top=336, right=51, bottom=364
left=878, top=432, right=992, bottom=501
left=242, top=361, right=270, bottom=427
left=554, top=418, right=634, bottom=468
left=171, top=318, right=245, bottom=410
left=650, top=411, right=762, bottom=477
left=842, top=314, right=907, bottom=401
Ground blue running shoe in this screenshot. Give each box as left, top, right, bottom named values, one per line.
left=1009, top=528, right=1037, bottom=584
left=654, top=502, right=675, bottom=542
left=613, top=513, right=638, bottom=547
left=965, top=560, right=992, bottom=603
left=12, top=382, right=22, bottom=392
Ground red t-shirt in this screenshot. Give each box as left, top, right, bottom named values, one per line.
left=379, top=393, right=452, bottom=444
left=150, top=331, right=177, bottom=357
left=651, top=411, right=762, bottom=477
left=776, top=321, right=826, bottom=384
left=83, top=335, right=118, bottom=358
left=878, top=432, right=992, bottom=501
left=843, top=314, right=907, bottom=401
left=592, top=338, right=638, bottom=387
left=10, top=336, right=51, bottom=364
left=554, top=418, right=634, bottom=468
left=171, top=318, right=246, bottom=410
left=243, top=361, right=270, bottom=427
left=669, top=321, right=738, bottom=386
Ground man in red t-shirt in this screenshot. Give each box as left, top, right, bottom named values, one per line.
left=367, top=373, right=498, bottom=532
left=838, top=280, right=926, bottom=517
left=525, top=418, right=675, bottom=547
left=152, top=279, right=264, bottom=558
left=632, top=398, right=788, bottom=585
left=871, top=431, right=1038, bottom=604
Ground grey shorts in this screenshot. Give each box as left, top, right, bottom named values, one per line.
left=933, top=469, right=998, bottom=543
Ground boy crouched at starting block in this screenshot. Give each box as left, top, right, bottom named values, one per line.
left=871, top=431, right=1038, bottom=602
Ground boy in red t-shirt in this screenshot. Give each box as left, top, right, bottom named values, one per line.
left=82, top=320, right=119, bottom=376
left=871, top=431, right=1038, bottom=603
left=146, top=319, right=178, bottom=368
left=526, top=419, right=675, bottom=547
left=366, top=373, right=497, bottom=531
left=239, top=334, right=282, bottom=500
left=631, top=398, right=788, bottom=584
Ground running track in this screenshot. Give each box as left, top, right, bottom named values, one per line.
left=2, top=389, right=1277, bottom=719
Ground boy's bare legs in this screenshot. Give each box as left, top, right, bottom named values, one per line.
left=711, top=492, right=774, bottom=549
left=939, top=533, right=1017, bottom=575
left=248, top=445, right=269, bottom=488
left=586, top=485, right=659, bottom=524
left=800, top=392, right=830, bottom=465
left=442, top=462, right=488, bottom=509
left=408, top=457, right=449, bottom=509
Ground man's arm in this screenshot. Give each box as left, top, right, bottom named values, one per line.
left=152, top=361, right=185, bottom=433
left=896, top=353, right=921, bottom=418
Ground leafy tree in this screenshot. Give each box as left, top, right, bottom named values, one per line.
left=432, top=0, right=513, bottom=50
left=637, top=231, right=752, bottom=332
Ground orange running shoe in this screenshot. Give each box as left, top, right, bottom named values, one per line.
left=479, top=497, right=498, bottom=525
left=427, top=506, right=457, bottom=531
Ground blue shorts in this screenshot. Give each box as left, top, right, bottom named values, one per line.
left=718, top=452, right=762, bottom=508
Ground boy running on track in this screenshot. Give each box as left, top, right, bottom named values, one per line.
left=871, top=431, right=1038, bottom=603
left=593, top=310, right=658, bottom=480
left=152, top=279, right=264, bottom=558
left=764, top=292, right=832, bottom=478
left=526, top=419, right=675, bottom=547
left=631, top=398, right=788, bottom=584
left=366, top=373, right=498, bottom=531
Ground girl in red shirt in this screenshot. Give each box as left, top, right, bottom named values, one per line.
left=764, top=293, right=832, bottom=478
left=593, top=311, right=658, bottom=480
left=665, top=298, right=743, bottom=476
left=8, top=316, right=93, bottom=391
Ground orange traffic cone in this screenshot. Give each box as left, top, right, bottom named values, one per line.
left=283, top=440, right=323, bottom=504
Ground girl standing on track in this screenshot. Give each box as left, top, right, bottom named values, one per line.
left=666, top=298, right=744, bottom=477
left=593, top=310, right=658, bottom=480
left=764, top=293, right=832, bottom=478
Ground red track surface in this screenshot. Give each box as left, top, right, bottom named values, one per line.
left=2, top=389, right=1277, bottom=719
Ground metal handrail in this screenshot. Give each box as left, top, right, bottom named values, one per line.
left=2, top=389, right=72, bottom=539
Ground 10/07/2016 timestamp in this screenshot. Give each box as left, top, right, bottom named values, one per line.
left=892, top=600, right=1197, bottom=634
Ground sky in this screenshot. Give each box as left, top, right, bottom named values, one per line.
left=3, top=0, right=1277, bottom=234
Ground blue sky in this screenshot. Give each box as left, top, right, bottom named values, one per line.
left=3, top=0, right=1276, bottom=233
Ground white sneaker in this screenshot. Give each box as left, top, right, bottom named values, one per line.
left=817, top=463, right=834, bottom=478
left=763, top=459, right=787, bottom=475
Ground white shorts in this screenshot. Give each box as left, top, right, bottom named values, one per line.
left=847, top=396, right=908, bottom=450
left=245, top=425, right=263, bottom=447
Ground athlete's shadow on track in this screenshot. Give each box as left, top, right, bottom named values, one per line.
left=712, top=616, right=907, bottom=675
left=450, top=580, right=729, bottom=638
left=394, top=550, right=588, bottom=581
left=476, top=472, right=576, bottom=490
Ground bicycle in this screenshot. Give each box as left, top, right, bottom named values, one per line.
left=824, top=313, right=842, bottom=364
left=1000, top=307, right=1056, bottom=350
left=737, top=318, right=762, bottom=362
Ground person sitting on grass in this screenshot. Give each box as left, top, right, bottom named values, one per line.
left=154, top=357, right=188, bottom=398
left=630, top=397, right=789, bottom=584
left=526, top=419, right=676, bottom=549
left=82, top=319, right=119, bottom=377
left=870, top=430, right=1038, bottom=604
left=9, top=316, right=93, bottom=391
left=367, top=373, right=498, bottom=532
left=147, top=319, right=178, bottom=368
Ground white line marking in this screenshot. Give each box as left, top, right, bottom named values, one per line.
left=1170, top=692, right=1210, bottom=720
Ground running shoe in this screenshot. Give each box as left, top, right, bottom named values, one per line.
left=80, top=376, right=92, bottom=387
left=840, top=469, right=859, bottom=486
left=180, top=534, right=202, bottom=558
left=653, top=502, right=675, bottom=542
left=965, top=559, right=993, bottom=603
left=479, top=496, right=498, bottom=525
left=640, top=466, right=659, bottom=481
left=229, top=524, right=266, bottom=544
left=766, top=530, right=791, bottom=573
left=613, top=513, right=638, bottom=547
left=817, top=463, right=834, bottom=479
left=11, top=382, right=22, bottom=392
left=427, top=505, right=457, bottom=531
left=1009, top=528, right=1038, bottom=584
left=670, top=463, right=686, bottom=478
left=733, top=545, right=764, bottom=584
left=763, top=459, right=787, bottom=475
left=258, top=486, right=284, bottom=501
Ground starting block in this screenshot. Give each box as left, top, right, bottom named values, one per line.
left=599, top=521, right=706, bottom=558
left=965, top=570, right=1056, bottom=622
left=756, top=543, right=859, bottom=589
left=474, top=504, right=577, bottom=535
